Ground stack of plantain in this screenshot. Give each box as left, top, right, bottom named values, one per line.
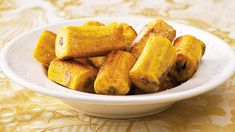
left=34, top=21, right=137, bottom=93
left=34, top=19, right=206, bottom=95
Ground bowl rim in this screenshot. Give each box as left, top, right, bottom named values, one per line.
left=1, top=17, right=235, bottom=105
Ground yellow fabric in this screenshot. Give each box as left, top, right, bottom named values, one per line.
left=0, top=0, right=235, bottom=131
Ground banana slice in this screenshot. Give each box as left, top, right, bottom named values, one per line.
left=169, top=35, right=206, bottom=82
left=94, top=50, right=135, bottom=95
left=48, top=59, right=97, bottom=93
left=33, top=30, right=56, bottom=67
left=56, top=23, right=136, bottom=59
left=130, top=36, right=176, bottom=93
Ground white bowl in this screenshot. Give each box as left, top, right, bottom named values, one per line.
left=1, top=17, right=235, bottom=118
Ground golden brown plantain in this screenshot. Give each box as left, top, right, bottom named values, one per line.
left=129, top=36, right=176, bottom=93
left=48, top=59, right=97, bottom=92
left=130, top=19, right=176, bottom=58
left=169, top=35, right=206, bottom=82
left=55, top=23, right=136, bottom=59
left=33, top=30, right=56, bottom=67
left=94, top=50, right=135, bottom=95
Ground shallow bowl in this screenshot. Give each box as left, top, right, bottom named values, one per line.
left=1, top=17, right=235, bottom=118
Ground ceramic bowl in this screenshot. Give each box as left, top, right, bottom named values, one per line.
left=1, top=17, right=235, bottom=118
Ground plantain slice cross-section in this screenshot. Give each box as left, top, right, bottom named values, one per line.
left=169, top=35, right=206, bottom=82
left=129, top=36, right=176, bottom=93
left=94, top=50, right=136, bottom=95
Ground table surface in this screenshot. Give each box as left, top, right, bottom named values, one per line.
left=0, top=0, right=235, bottom=131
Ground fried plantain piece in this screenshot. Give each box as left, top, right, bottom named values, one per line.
left=130, top=19, right=176, bottom=58
left=55, top=23, right=136, bottom=59
left=129, top=36, right=176, bottom=93
left=48, top=59, right=97, bottom=92
left=94, top=50, right=135, bottom=95
left=33, top=30, right=56, bottom=67
left=169, top=35, right=206, bottom=82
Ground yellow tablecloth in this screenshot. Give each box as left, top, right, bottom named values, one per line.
left=0, top=0, right=235, bottom=131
